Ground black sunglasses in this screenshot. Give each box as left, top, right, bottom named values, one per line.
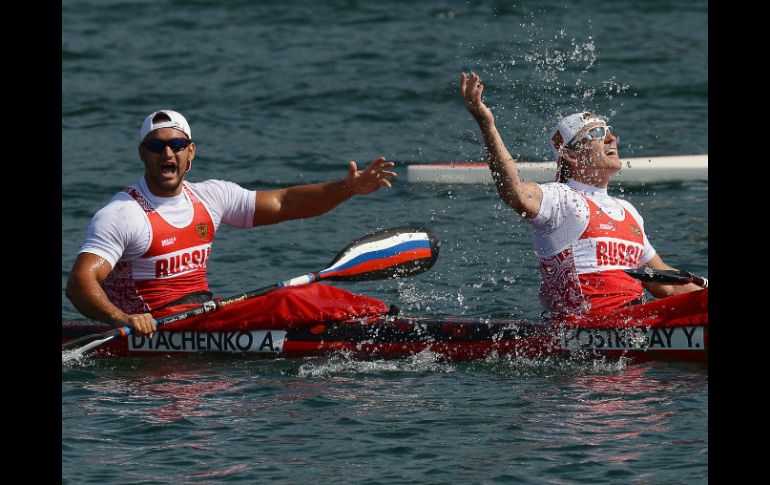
left=143, top=137, right=193, bottom=154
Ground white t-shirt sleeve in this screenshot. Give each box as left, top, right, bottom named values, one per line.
left=530, top=183, right=566, bottom=231
left=528, top=183, right=590, bottom=257
left=619, top=199, right=657, bottom=264
left=78, top=195, right=151, bottom=268
left=188, top=180, right=256, bottom=228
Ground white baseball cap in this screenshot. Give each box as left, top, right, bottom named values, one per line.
left=549, top=111, right=606, bottom=158
left=139, top=109, right=191, bottom=141
left=549, top=111, right=606, bottom=182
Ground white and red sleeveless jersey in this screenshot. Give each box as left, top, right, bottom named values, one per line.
left=101, top=183, right=216, bottom=313
left=529, top=180, right=656, bottom=315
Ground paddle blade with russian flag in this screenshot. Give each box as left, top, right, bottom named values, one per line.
left=318, top=226, right=440, bottom=282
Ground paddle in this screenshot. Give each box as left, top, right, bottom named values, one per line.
left=62, top=225, right=440, bottom=361
left=624, top=268, right=708, bottom=288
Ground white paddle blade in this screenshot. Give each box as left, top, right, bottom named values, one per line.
left=62, top=335, right=115, bottom=363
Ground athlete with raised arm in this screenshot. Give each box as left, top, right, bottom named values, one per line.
left=460, top=71, right=702, bottom=316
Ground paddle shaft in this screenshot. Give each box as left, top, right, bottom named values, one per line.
left=155, top=282, right=281, bottom=326
left=624, top=268, right=708, bottom=288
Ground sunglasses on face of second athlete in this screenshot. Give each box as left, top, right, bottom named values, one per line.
left=143, top=137, right=193, bottom=154
left=566, top=125, right=614, bottom=148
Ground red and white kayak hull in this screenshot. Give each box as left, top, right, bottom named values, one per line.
left=62, top=289, right=707, bottom=364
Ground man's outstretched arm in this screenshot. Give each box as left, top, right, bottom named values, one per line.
left=251, top=156, right=396, bottom=226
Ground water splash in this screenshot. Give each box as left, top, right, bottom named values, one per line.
left=469, top=352, right=628, bottom=377
left=297, top=349, right=457, bottom=377
left=459, top=14, right=640, bottom=161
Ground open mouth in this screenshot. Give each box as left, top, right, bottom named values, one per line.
left=160, top=162, right=177, bottom=176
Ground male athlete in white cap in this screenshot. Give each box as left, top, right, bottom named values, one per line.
left=66, top=110, right=396, bottom=336
left=460, top=72, right=702, bottom=316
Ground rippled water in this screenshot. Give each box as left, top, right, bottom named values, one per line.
left=63, top=356, right=706, bottom=484
left=63, top=1, right=707, bottom=483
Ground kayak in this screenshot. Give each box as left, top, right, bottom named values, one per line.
left=62, top=288, right=708, bottom=364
